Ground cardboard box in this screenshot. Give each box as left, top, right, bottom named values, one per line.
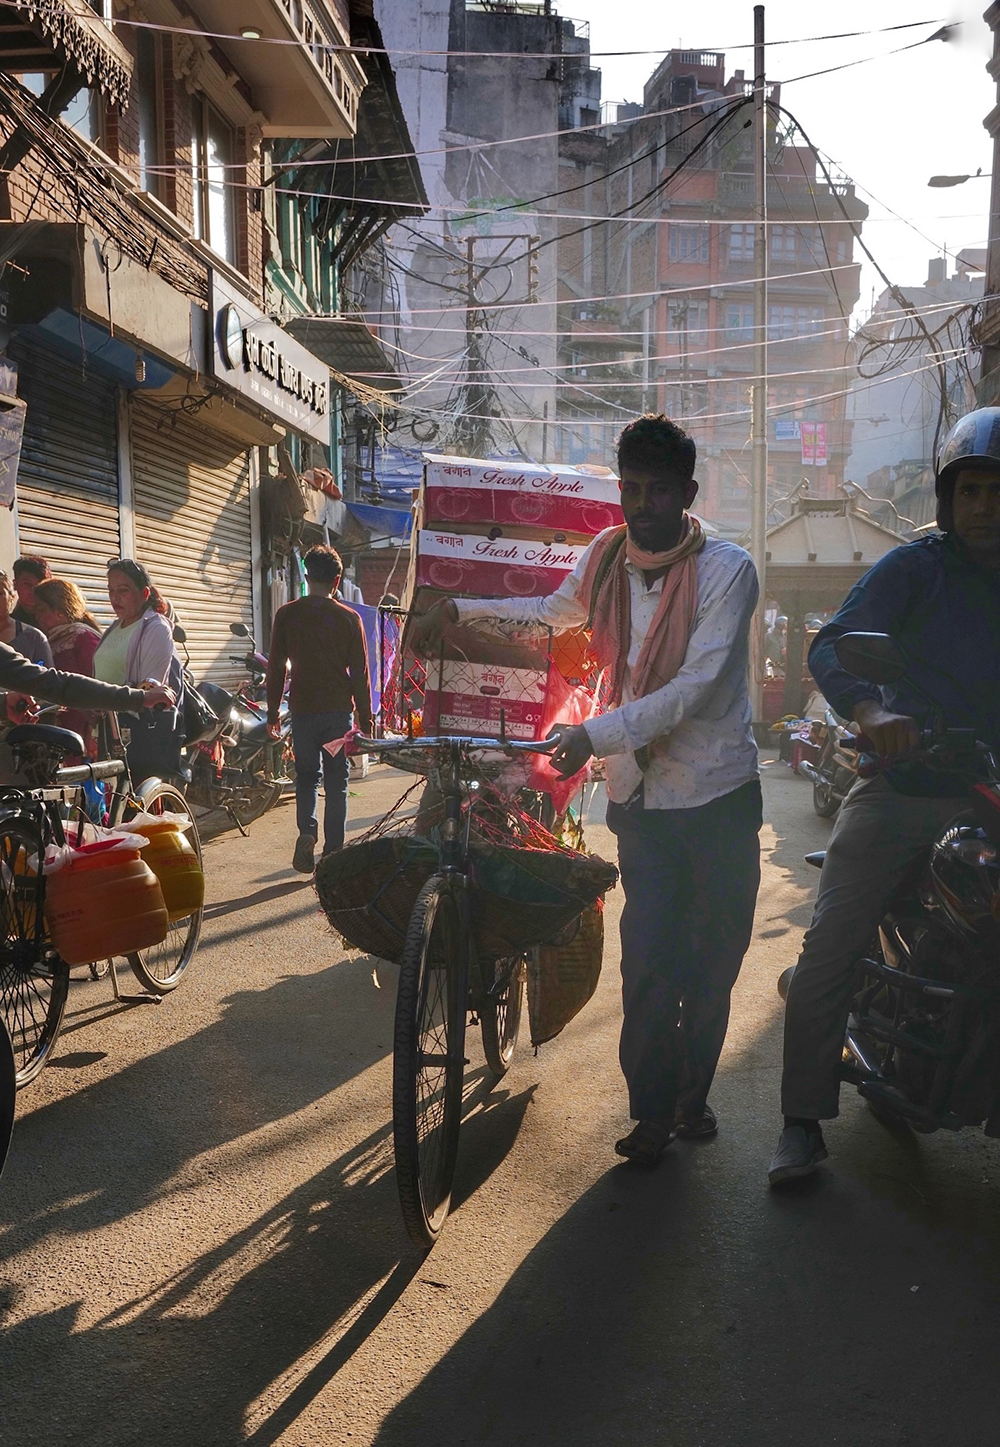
left=422, top=658, right=548, bottom=740
left=413, top=529, right=586, bottom=598
left=423, top=454, right=622, bottom=536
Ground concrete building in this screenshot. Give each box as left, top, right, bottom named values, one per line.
left=376, top=0, right=596, bottom=465
left=0, top=1, right=420, bottom=672
left=555, top=50, right=868, bottom=531
left=847, top=256, right=982, bottom=530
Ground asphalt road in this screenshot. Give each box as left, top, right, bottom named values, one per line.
left=2, top=759, right=1000, bottom=1446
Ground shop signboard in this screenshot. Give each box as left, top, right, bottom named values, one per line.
left=211, top=275, right=330, bottom=444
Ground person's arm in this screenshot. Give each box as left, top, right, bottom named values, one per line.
left=348, top=615, right=374, bottom=734
left=439, top=531, right=607, bottom=639
left=265, top=611, right=289, bottom=724
left=584, top=553, right=759, bottom=759
left=0, top=641, right=147, bottom=711
left=807, top=551, right=915, bottom=721
left=132, top=614, right=175, bottom=687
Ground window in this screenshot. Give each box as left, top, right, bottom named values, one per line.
left=668, top=225, right=710, bottom=264
left=770, top=226, right=797, bottom=262
left=724, top=302, right=754, bottom=343
left=193, top=99, right=237, bottom=266
left=136, top=28, right=163, bottom=197
left=800, top=226, right=825, bottom=266
left=668, top=299, right=709, bottom=347
left=729, top=223, right=754, bottom=261
left=768, top=304, right=825, bottom=341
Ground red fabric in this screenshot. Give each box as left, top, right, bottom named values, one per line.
left=528, top=664, right=599, bottom=814
left=48, top=624, right=101, bottom=754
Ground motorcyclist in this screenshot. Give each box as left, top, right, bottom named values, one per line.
left=769, top=407, right=1000, bottom=1184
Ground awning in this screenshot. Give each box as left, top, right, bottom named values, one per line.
left=344, top=501, right=412, bottom=544
left=4, top=2, right=134, bottom=108
left=284, top=317, right=402, bottom=402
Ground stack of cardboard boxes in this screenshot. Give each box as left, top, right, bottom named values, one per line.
left=401, top=454, right=623, bottom=740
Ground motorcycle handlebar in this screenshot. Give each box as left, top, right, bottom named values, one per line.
left=841, top=726, right=988, bottom=779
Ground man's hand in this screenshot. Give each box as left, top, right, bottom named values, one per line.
left=852, top=699, right=920, bottom=758
left=6, top=692, right=37, bottom=724
left=266, top=720, right=282, bottom=740
left=409, top=598, right=458, bottom=650
left=545, top=723, right=594, bottom=779
left=139, top=684, right=177, bottom=711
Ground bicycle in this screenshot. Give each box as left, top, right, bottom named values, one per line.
left=0, top=714, right=203, bottom=1087
left=349, top=731, right=581, bottom=1249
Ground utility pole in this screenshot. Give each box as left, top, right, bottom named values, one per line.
left=749, top=3, right=769, bottom=722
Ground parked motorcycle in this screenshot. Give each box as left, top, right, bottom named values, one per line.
left=174, top=624, right=291, bottom=833
left=780, top=630, right=1000, bottom=1137
left=796, top=705, right=861, bottom=818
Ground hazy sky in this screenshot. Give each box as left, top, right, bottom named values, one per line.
left=565, top=2, right=995, bottom=316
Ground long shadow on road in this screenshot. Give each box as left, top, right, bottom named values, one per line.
left=0, top=1076, right=535, bottom=1447
left=371, top=1010, right=1000, bottom=1447
left=0, top=952, right=397, bottom=1260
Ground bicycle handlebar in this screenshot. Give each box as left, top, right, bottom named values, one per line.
left=55, top=759, right=126, bottom=786
left=355, top=733, right=558, bottom=756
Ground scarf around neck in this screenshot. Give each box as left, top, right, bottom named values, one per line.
left=579, top=515, right=706, bottom=708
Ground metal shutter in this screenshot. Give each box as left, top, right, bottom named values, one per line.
left=10, top=337, right=121, bottom=629
left=129, top=399, right=254, bottom=689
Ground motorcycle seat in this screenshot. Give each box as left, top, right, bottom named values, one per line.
left=7, top=724, right=85, bottom=756
left=805, top=851, right=826, bottom=869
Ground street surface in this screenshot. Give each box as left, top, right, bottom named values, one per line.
left=2, top=760, right=1000, bottom=1446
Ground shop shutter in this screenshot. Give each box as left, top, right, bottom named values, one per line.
left=129, top=399, right=254, bottom=689
left=10, top=337, right=121, bottom=629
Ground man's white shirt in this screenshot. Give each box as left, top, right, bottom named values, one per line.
left=453, top=530, right=760, bottom=810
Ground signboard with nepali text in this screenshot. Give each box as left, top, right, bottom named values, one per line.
left=800, top=421, right=828, bottom=466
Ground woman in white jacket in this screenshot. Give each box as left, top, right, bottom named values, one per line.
left=94, top=559, right=183, bottom=783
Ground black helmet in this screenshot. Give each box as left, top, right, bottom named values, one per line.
left=934, top=408, right=1000, bottom=528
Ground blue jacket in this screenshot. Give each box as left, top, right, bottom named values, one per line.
left=808, top=534, right=1000, bottom=795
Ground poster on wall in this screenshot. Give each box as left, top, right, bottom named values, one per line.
left=800, top=421, right=828, bottom=466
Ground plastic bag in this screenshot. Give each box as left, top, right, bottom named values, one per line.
left=39, top=830, right=151, bottom=875
left=122, top=811, right=194, bottom=834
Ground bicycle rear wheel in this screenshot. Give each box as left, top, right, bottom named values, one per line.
left=0, top=812, right=69, bottom=1087
left=125, top=782, right=203, bottom=994
left=393, top=874, right=468, bottom=1250
left=479, top=955, right=525, bottom=1079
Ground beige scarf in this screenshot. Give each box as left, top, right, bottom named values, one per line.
left=579, top=516, right=706, bottom=709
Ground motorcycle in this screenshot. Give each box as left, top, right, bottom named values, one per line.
left=175, top=623, right=291, bottom=833
left=796, top=705, right=861, bottom=818
left=780, top=630, right=1000, bottom=1137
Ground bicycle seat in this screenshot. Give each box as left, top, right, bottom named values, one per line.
left=805, top=851, right=827, bottom=869
left=7, top=724, right=86, bottom=756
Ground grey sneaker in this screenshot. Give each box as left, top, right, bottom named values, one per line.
left=767, top=1125, right=828, bottom=1185
left=292, top=834, right=316, bottom=873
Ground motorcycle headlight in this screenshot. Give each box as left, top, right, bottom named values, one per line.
left=950, top=839, right=999, bottom=868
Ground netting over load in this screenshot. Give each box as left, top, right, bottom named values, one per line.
left=314, top=772, right=618, bottom=967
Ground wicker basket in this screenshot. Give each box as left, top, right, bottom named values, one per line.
left=315, top=830, right=618, bottom=967
left=315, top=836, right=439, bottom=963
left=468, top=841, right=617, bottom=959
left=528, top=900, right=605, bottom=1047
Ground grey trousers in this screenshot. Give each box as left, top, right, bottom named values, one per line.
left=781, top=775, right=967, bottom=1120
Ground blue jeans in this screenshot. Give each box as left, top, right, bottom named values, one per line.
left=608, top=780, right=762, bottom=1123
left=291, top=710, right=352, bottom=854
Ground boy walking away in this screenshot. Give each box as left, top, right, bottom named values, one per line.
left=266, top=546, right=373, bottom=874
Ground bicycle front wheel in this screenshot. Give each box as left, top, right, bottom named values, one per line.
left=125, top=781, right=203, bottom=993
left=393, top=875, right=468, bottom=1250
left=0, top=812, right=69, bottom=1087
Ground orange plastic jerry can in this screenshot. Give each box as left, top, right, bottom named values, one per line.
left=44, top=840, right=169, bottom=966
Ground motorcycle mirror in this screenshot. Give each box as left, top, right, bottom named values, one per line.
left=172, top=625, right=187, bottom=645
left=834, top=632, right=906, bottom=686
left=230, top=621, right=251, bottom=637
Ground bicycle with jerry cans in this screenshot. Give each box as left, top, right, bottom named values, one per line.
left=0, top=712, right=203, bottom=1088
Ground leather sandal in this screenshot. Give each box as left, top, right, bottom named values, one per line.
left=614, top=1120, right=677, bottom=1165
